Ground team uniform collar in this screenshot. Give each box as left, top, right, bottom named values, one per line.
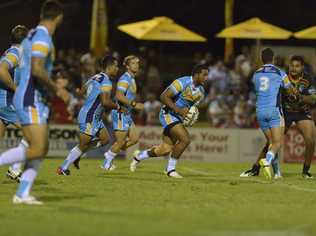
left=99, top=72, right=109, bottom=78
left=190, top=76, right=198, bottom=89
left=36, top=25, right=49, bottom=35
left=10, top=45, right=19, bottom=50
left=263, top=63, right=275, bottom=67
left=126, top=71, right=134, bottom=79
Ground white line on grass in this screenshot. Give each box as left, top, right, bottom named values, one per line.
left=182, top=167, right=316, bottom=193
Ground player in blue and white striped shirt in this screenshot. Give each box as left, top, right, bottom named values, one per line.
left=102, top=55, right=144, bottom=170
left=0, top=25, right=29, bottom=182
left=130, top=64, right=208, bottom=178
left=253, top=48, right=299, bottom=180
left=57, top=56, right=119, bottom=175
left=0, top=0, right=67, bottom=205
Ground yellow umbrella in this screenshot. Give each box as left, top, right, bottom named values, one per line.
left=294, top=26, right=316, bottom=39
left=118, top=16, right=207, bottom=42
left=216, top=17, right=292, bottom=65
left=216, top=17, right=292, bottom=39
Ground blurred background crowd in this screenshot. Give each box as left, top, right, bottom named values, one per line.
left=49, top=45, right=316, bottom=128
left=2, top=0, right=316, bottom=128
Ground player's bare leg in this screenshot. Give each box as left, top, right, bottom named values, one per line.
left=296, top=120, right=316, bottom=178
left=122, top=126, right=139, bottom=150
left=72, top=128, right=110, bottom=170
left=240, top=143, right=268, bottom=177
left=9, top=124, right=48, bottom=205
left=164, top=124, right=190, bottom=178
left=130, top=134, right=174, bottom=172
left=260, top=126, right=284, bottom=180
left=240, top=127, right=287, bottom=178
left=102, top=130, right=128, bottom=170
left=58, top=133, right=92, bottom=175
left=58, top=128, right=110, bottom=174
left=131, top=123, right=189, bottom=178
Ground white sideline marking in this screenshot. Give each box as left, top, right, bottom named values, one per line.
left=183, top=167, right=316, bottom=193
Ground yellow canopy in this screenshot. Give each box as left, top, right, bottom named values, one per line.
left=294, top=26, right=316, bottom=39
left=216, top=17, right=292, bottom=39
left=118, top=16, right=207, bottom=42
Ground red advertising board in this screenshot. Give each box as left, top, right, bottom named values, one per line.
left=283, top=128, right=314, bottom=163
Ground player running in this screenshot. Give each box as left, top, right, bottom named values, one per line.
left=0, top=25, right=29, bottom=182
left=56, top=56, right=120, bottom=175
left=101, top=55, right=144, bottom=171
left=240, top=55, right=316, bottom=179
left=252, top=48, right=299, bottom=180
left=0, top=0, right=68, bottom=205
left=130, top=64, right=208, bottom=178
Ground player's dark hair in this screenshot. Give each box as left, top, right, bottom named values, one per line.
left=10, top=25, right=28, bottom=44
left=101, top=55, right=117, bottom=69
left=261, top=48, right=274, bottom=64
left=290, top=55, right=305, bottom=65
left=40, top=0, right=63, bottom=20
left=192, top=64, right=209, bottom=76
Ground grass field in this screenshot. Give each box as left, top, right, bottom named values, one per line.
left=1, top=159, right=316, bottom=236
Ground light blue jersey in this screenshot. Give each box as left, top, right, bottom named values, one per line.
left=253, top=64, right=292, bottom=130
left=116, top=72, right=137, bottom=113
left=78, top=72, right=112, bottom=136
left=111, top=72, right=137, bottom=131
left=0, top=46, right=21, bottom=107
left=160, top=76, right=205, bottom=129
left=253, top=64, right=291, bottom=111
left=13, top=25, right=54, bottom=125
left=0, top=46, right=21, bottom=124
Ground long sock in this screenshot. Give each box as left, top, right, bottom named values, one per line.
left=252, top=163, right=260, bottom=172
left=0, top=146, right=26, bottom=166
left=9, top=139, right=29, bottom=172
left=303, top=162, right=311, bottom=173
left=166, top=155, right=178, bottom=172
left=16, top=159, right=42, bottom=198
left=20, top=139, right=29, bottom=148
left=95, top=141, right=102, bottom=149
left=103, top=150, right=117, bottom=169
left=136, top=150, right=150, bottom=161
left=61, top=146, right=83, bottom=170
left=265, top=151, right=275, bottom=164
left=11, top=162, right=22, bottom=172
left=90, top=140, right=102, bottom=149
left=271, top=153, right=281, bottom=175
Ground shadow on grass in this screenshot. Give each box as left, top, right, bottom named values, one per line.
left=98, top=175, right=163, bottom=183
left=55, top=205, right=123, bottom=216
left=39, top=193, right=96, bottom=202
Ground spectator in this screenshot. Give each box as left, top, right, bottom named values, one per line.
left=208, top=60, right=230, bottom=93
left=207, top=95, right=231, bottom=128
left=144, top=93, right=161, bottom=126
left=51, top=71, right=78, bottom=124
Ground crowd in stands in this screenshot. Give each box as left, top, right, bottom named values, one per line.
left=50, top=46, right=316, bottom=128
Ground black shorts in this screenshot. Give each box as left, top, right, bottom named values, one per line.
left=284, top=111, right=312, bottom=128
left=163, top=121, right=182, bottom=137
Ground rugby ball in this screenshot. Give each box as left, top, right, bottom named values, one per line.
left=183, top=106, right=199, bottom=127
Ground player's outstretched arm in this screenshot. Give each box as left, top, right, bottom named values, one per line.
left=160, top=88, right=188, bottom=118
left=0, top=62, right=16, bottom=92
left=300, top=85, right=316, bottom=105
left=301, top=94, right=316, bottom=105
left=115, top=90, right=143, bottom=111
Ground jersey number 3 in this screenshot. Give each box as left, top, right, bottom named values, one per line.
left=259, top=77, right=269, bottom=91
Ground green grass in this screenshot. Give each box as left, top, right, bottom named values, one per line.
left=1, top=159, right=316, bottom=236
